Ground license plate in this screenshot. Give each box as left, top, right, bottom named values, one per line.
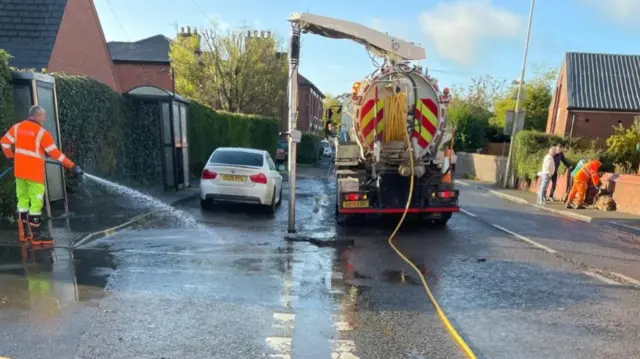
left=431, top=212, right=442, bottom=218
left=342, top=200, right=369, bottom=208
left=221, top=174, right=246, bottom=182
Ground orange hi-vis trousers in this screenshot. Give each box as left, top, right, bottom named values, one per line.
left=566, top=180, right=588, bottom=207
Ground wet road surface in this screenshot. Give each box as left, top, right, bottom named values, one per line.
left=1, top=172, right=640, bottom=358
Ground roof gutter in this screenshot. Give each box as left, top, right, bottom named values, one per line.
left=566, top=107, right=640, bottom=114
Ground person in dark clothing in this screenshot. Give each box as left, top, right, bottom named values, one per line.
left=547, top=144, right=572, bottom=201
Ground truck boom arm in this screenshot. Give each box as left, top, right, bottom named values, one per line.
left=287, top=13, right=426, bottom=61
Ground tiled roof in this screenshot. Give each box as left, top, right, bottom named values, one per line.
left=0, top=0, right=67, bottom=70
left=298, top=73, right=325, bottom=98
left=108, top=35, right=171, bottom=63
left=565, top=52, right=640, bottom=112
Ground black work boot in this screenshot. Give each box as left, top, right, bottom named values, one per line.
left=29, top=215, right=53, bottom=247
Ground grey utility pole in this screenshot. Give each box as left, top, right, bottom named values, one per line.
left=286, top=23, right=301, bottom=234
left=503, top=0, right=536, bottom=188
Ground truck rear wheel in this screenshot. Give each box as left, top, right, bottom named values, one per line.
left=430, top=212, right=452, bottom=228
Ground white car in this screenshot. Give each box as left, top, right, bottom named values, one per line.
left=200, top=147, right=283, bottom=213
left=322, top=145, right=333, bottom=157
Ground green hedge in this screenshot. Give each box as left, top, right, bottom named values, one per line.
left=0, top=50, right=15, bottom=217
left=513, top=130, right=611, bottom=180
left=188, top=101, right=279, bottom=173
left=53, top=74, right=131, bottom=188
left=297, top=133, right=322, bottom=164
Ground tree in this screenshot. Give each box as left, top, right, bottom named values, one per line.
left=170, top=23, right=288, bottom=117
left=447, top=102, right=491, bottom=152
left=490, top=68, right=557, bottom=132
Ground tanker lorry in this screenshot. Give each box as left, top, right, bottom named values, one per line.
left=286, top=13, right=459, bottom=227
left=330, top=64, right=459, bottom=226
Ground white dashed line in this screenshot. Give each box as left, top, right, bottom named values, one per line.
left=331, top=340, right=359, bottom=359
left=266, top=337, right=292, bottom=359
left=491, top=224, right=558, bottom=254
left=610, top=272, right=640, bottom=286
left=582, top=271, right=620, bottom=285
left=460, top=208, right=476, bottom=217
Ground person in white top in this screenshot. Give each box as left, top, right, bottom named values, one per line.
left=537, top=146, right=557, bottom=205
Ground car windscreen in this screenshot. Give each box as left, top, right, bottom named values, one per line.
left=209, top=150, right=264, bottom=167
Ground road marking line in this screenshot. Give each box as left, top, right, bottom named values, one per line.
left=611, top=221, right=640, bottom=232
left=460, top=208, right=476, bottom=217
left=266, top=337, right=292, bottom=359
left=491, top=224, right=558, bottom=254
left=332, top=272, right=344, bottom=280
left=330, top=340, right=359, bottom=359
left=582, top=271, right=620, bottom=285
left=610, top=272, right=640, bottom=286
left=128, top=236, right=189, bottom=241
left=272, top=313, right=296, bottom=333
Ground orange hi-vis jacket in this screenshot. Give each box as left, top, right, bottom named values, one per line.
left=573, top=159, right=601, bottom=186
left=1, top=119, right=75, bottom=184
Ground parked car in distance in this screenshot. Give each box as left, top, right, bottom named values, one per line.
left=275, top=140, right=288, bottom=162
left=200, top=147, right=283, bottom=213
left=322, top=144, right=332, bottom=157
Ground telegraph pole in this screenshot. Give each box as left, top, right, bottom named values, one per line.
left=286, top=23, right=301, bottom=234
left=503, top=0, right=535, bottom=188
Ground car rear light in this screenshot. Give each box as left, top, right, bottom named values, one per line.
left=344, top=193, right=367, bottom=201
left=438, top=190, right=456, bottom=199
left=201, top=169, right=217, bottom=179
left=249, top=173, right=268, bottom=184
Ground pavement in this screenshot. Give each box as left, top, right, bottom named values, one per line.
left=455, top=178, right=640, bottom=232
left=1, top=161, right=640, bottom=358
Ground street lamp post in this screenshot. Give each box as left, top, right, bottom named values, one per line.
left=503, top=0, right=536, bottom=188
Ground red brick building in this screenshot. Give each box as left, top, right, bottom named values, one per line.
left=107, top=35, right=173, bottom=92
left=280, top=74, right=325, bottom=134
left=546, top=52, right=640, bottom=141
left=0, top=0, right=121, bottom=92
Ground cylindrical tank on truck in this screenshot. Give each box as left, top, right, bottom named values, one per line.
left=332, top=62, right=459, bottom=226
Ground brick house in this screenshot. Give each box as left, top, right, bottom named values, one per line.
left=280, top=73, right=325, bottom=134
left=107, top=35, right=173, bottom=92
left=0, top=0, right=120, bottom=92
left=546, top=52, right=640, bottom=141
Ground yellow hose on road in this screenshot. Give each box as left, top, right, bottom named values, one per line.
left=387, top=129, right=478, bottom=359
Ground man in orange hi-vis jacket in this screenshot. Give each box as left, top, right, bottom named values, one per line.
left=565, top=158, right=601, bottom=209
left=1, top=105, right=83, bottom=245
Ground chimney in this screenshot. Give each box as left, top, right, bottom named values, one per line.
left=247, top=30, right=251, bottom=38
left=180, top=27, right=185, bottom=35
left=187, top=26, right=191, bottom=34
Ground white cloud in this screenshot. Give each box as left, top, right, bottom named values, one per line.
left=580, top=0, right=640, bottom=24
left=419, top=0, right=521, bottom=66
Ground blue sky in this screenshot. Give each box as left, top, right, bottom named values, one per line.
left=95, top=0, right=640, bottom=96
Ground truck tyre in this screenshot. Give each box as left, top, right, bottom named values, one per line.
left=200, top=198, right=214, bottom=210
left=431, top=212, right=452, bottom=228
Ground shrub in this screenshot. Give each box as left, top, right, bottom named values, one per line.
left=187, top=101, right=279, bottom=173
left=53, top=74, right=130, bottom=188
left=0, top=49, right=14, bottom=217
left=606, top=117, right=640, bottom=174
left=512, top=130, right=610, bottom=180
left=297, top=132, right=322, bottom=164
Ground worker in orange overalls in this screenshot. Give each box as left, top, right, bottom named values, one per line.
left=565, top=157, right=601, bottom=209
left=1, top=105, right=83, bottom=245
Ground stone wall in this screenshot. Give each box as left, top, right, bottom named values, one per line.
left=456, top=152, right=507, bottom=183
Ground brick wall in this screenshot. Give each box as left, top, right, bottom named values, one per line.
left=456, top=152, right=507, bottom=183
left=48, top=0, right=120, bottom=92
left=114, top=63, right=172, bottom=92
left=297, top=86, right=311, bottom=132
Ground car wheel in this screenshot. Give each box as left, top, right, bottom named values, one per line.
left=200, top=198, right=213, bottom=210
left=276, top=186, right=283, bottom=206
left=265, top=189, right=277, bottom=214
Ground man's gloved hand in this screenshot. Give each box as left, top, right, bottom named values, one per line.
left=72, top=165, right=84, bottom=176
